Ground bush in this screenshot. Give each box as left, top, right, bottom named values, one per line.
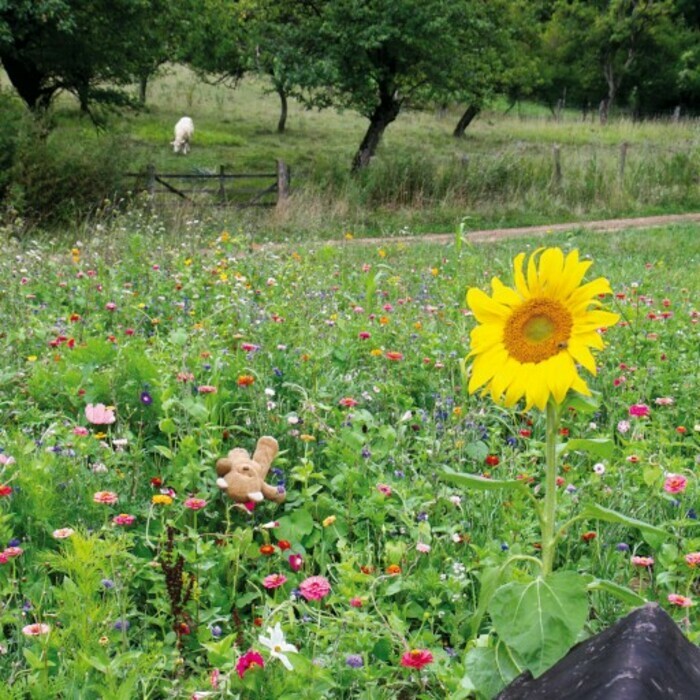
left=0, top=92, right=27, bottom=197
left=5, top=121, right=134, bottom=228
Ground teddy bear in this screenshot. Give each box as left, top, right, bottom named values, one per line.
left=215, top=435, right=285, bottom=507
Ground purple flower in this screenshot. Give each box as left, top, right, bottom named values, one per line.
left=346, top=654, right=364, bottom=668
left=113, top=619, right=130, bottom=631
left=211, top=624, right=223, bottom=638
left=616, top=543, right=630, bottom=552
left=101, top=578, right=115, bottom=589
left=140, top=391, right=153, bottom=405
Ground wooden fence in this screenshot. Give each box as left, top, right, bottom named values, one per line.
left=125, top=160, right=290, bottom=207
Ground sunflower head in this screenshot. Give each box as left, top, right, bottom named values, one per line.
left=466, top=247, right=619, bottom=411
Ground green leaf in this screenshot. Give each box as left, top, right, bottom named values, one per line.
left=582, top=503, right=668, bottom=546
left=151, top=445, right=174, bottom=460
left=276, top=508, right=315, bottom=542
left=561, top=391, right=600, bottom=415
left=465, top=441, right=489, bottom=462
left=465, top=642, right=521, bottom=700
left=442, top=466, right=528, bottom=493
left=158, top=417, right=177, bottom=435
left=558, top=438, right=614, bottom=459
left=488, top=571, right=588, bottom=677
left=586, top=578, right=647, bottom=607
left=371, top=637, right=393, bottom=662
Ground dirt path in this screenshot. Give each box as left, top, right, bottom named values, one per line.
left=311, top=212, right=700, bottom=247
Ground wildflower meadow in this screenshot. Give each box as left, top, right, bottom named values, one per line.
left=0, top=220, right=698, bottom=699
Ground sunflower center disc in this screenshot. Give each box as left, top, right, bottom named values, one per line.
left=503, top=298, right=573, bottom=363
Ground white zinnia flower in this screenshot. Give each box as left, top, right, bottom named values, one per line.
left=259, top=623, right=298, bottom=671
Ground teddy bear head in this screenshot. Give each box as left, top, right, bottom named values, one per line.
left=215, top=435, right=285, bottom=505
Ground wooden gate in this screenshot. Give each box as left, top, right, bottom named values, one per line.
left=125, top=160, right=290, bottom=207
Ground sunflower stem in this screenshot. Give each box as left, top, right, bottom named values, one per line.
left=541, top=399, right=561, bottom=577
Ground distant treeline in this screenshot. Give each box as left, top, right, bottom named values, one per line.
left=1, top=1, right=699, bottom=173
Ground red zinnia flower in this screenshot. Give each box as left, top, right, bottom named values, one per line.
left=385, top=351, right=404, bottom=361
left=400, top=649, right=433, bottom=669
left=485, top=455, right=500, bottom=467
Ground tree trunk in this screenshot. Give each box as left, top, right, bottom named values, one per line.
left=138, top=74, right=148, bottom=105
left=0, top=52, right=53, bottom=111
left=453, top=104, right=480, bottom=138
left=277, top=87, right=288, bottom=134
left=351, top=91, right=401, bottom=172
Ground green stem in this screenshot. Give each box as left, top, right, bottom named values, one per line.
left=541, top=399, right=561, bottom=577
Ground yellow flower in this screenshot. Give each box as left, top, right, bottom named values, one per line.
left=322, top=515, right=337, bottom=527
left=27, top=355, right=37, bottom=362
left=370, top=348, right=383, bottom=357
left=152, top=495, right=173, bottom=506
left=466, top=248, right=619, bottom=411
left=300, top=434, right=316, bottom=442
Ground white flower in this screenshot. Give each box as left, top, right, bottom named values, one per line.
left=259, top=623, right=298, bottom=671
left=593, top=463, right=606, bottom=475
left=448, top=495, right=462, bottom=506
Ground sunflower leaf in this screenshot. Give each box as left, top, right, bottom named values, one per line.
left=557, top=438, right=614, bottom=459
left=585, top=577, right=647, bottom=607
left=488, top=571, right=588, bottom=677
left=441, top=467, right=529, bottom=492
left=582, top=503, right=668, bottom=545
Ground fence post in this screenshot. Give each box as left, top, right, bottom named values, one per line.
left=619, top=142, right=629, bottom=181
left=551, top=145, right=562, bottom=189
left=276, top=160, right=290, bottom=207
left=146, top=164, right=156, bottom=196
left=218, top=165, right=226, bottom=201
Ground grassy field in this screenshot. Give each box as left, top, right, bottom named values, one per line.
left=12, top=64, right=695, bottom=241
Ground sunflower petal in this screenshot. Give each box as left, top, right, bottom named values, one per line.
left=567, top=338, right=598, bottom=375
left=491, top=277, right=522, bottom=307
left=513, top=253, right=530, bottom=298
left=466, top=288, right=510, bottom=323
left=538, top=248, right=565, bottom=295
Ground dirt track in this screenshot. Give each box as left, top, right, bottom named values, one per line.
left=316, top=212, right=700, bottom=247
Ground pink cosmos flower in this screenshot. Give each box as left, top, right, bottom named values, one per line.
left=93, top=491, right=118, bottom=505
left=112, top=514, right=135, bottom=526
left=631, top=556, right=654, bottom=568
left=416, top=542, right=431, bottom=554
left=263, top=574, right=288, bottom=589
left=685, top=552, right=700, bottom=567
left=628, top=404, right=650, bottom=418
left=184, top=497, right=207, bottom=511
left=22, top=623, right=51, bottom=636
left=288, top=554, right=303, bottom=572
left=53, top=528, right=75, bottom=539
left=400, top=649, right=434, bottom=669
left=236, top=650, right=265, bottom=678
left=85, top=403, right=116, bottom=425
left=663, top=474, right=688, bottom=494
left=73, top=426, right=89, bottom=436
left=668, top=594, right=693, bottom=608
left=299, top=575, right=331, bottom=601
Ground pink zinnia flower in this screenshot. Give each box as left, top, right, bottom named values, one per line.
left=349, top=597, right=363, bottom=608
left=0, top=485, right=12, bottom=497
left=631, top=556, right=654, bottom=568
left=53, top=528, right=75, bottom=539
left=358, top=331, right=371, bottom=340
left=197, top=385, right=217, bottom=394
left=112, top=513, right=135, bottom=526
left=263, top=574, right=288, bottom=589
left=73, top=426, right=89, bottom=436
left=629, top=403, right=650, bottom=418
left=93, top=491, right=118, bottom=505
left=299, top=575, right=331, bottom=601
left=685, top=552, right=700, bottom=567
left=655, top=397, right=674, bottom=406
left=385, top=351, right=404, bottom=361
left=668, top=593, right=693, bottom=608
left=184, top=497, right=207, bottom=511
left=288, top=554, right=303, bottom=572
left=22, top=623, right=51, bottom=636
left=400, top=649, right=434, bottom=669
left=416, top=542, right=431, bottom=553
left=663, top=474, right=688, bottom=494
left=3, top=547, right=22, bottom=558
left=85, top=403, right=116, bottom=425
left=0, top=454, right=15, bottom=466
left=236, top=650, right=265, bottom=678
left=377, top=483, right=392, bottom=497
left=338, top=397, right=359, bottom=408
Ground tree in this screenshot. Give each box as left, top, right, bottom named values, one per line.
left=543, top=0, right=677, bottom=115
left=278, top=0, right=483, bottom=171
left=0, top=0, right=187, bottom=117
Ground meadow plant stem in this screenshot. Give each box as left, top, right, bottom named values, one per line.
left=541, top=399, right=561, bottom=577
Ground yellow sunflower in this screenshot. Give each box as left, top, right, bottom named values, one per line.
left=466, top=247, right=619, bottom=410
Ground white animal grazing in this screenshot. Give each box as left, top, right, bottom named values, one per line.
left=171, top=116, right=194, bottom=154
